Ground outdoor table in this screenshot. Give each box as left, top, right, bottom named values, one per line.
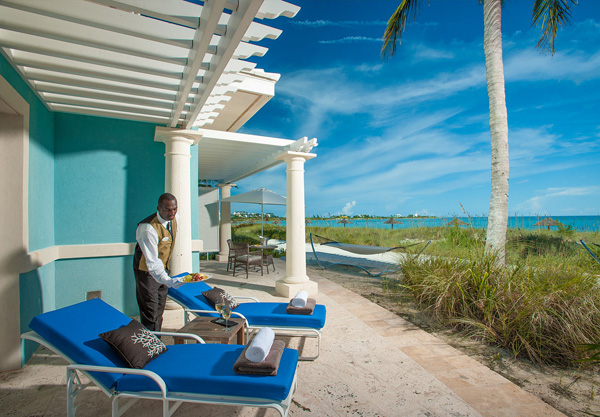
left=174, top=316, right=246, bottom=345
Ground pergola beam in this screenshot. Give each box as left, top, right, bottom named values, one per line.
left=169, top=0, right=228, bottom=128
left=182, top=0, right=266, bottom=129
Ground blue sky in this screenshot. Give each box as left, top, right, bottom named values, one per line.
left=235, top=0, right=600, bottom=218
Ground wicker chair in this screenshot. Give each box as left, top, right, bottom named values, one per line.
left=232, top=242, right=263, bottom=278
left=259, top=236, right=275, bottom=273
left=226, top=239, right=235, bottom=271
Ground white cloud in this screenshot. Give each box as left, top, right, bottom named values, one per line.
left=276, top=63, right=486, bottom=136
left=339, top=201, right=356, bottom=216
left=410, top=44, right=455, bottom=61
left=515, top=186, right=600, bottom=213
left=292, top=20, right=387, bottom=27
left=319, top=36, right=381, bottom=44
left=504, top=48, right=600, bottom=84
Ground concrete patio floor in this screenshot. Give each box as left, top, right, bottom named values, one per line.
left=1, top=258, right=565, bottom=417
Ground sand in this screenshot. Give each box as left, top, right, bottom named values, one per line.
left=313, top=262, right=600, bottom=417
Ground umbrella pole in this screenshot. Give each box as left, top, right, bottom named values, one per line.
left=261, top=204, right=264, bottom=236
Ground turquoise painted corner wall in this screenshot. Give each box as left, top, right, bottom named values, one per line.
left=54, top=113, right=159, bottom=315
left=2, top=52, right=201, bottom=362
left=53, top=112, right=200, bottom=314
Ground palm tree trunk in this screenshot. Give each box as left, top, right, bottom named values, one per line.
left=483, top=0, right=509, bottom=263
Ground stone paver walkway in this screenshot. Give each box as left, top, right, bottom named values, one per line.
left=0, top=258, right=564, bottom=416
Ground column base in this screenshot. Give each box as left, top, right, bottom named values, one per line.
left=275, top=279, right=318, bottom=298
left=215, top=253, right=228, bottom=262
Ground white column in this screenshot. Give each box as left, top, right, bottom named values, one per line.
left=0, top=76, right=29, bottom=371
left=216, top=183, right=235, bottom=262
left=275, top=151, right=318, bottom=297
left=155, top=132, right=201, bottom=275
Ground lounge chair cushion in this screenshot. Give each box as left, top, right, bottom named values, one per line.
left=99, top=319, right=168, bottom=369
left=28, top=298, right=132, bottom=389
left=170, top=281, right=214, bottom=310
left=168, top=282, right=326, bottom=329
left=114, top=343, right=298, bottom=401
left=236, top=302, right=326, bottom=329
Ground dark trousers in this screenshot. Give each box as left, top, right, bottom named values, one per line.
left=134, top=268, right=169, bottom=331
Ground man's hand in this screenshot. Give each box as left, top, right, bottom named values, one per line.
left=170, top=279, right=186, bottom=289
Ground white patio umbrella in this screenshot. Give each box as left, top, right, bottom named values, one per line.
left=219, top=187, right=286, bottom=235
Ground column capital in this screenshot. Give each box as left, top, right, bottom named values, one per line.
left=154, top=127, right=202, bottom=146
left=276, top=151, right=317, bottom=162
left=217, top=183, right=236, bottom=190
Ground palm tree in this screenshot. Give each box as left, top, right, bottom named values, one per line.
left=382, top=0, right=578, bottom=263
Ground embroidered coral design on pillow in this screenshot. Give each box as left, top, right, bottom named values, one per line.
left=221, top=291, right=239, bottom=309
left=131, top=328, right=167, bottom=357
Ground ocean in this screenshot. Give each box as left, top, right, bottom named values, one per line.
left=297, top=216, right=600, bottom=232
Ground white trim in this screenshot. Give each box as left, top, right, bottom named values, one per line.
left=0, top=74, right=29, bottom=254
left=0, top=73, right=29, bottom=371
left=23, top=241, right=205, bottom=273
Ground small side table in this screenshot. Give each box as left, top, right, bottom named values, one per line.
left=174, top=316, right=245, bottom=345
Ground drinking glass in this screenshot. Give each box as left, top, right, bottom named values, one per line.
left=221, top=304, right=232, bottom=332
left=215, top=297, right=224, bottom=324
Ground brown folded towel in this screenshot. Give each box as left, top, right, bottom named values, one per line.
left=285, top=297, right=316, bottom=315
left=233, top=339, right=285, bottom=376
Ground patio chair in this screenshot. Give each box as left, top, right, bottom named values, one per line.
left=22, top=298, right=298, bottom=417
left=232, top=242, right=264, bottom=278
left=168, top=281, right=326, bottom=361
left=226, top=238, right=235, bottom=271
left=259, top=236, right=276, bottom=273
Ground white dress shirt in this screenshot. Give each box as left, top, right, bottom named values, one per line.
left=135, top=212, right=183, bottom=288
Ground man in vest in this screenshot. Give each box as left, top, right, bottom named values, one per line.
left=133, top=193, right=185, bottom=331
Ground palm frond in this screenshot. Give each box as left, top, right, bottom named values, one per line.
left=531, top=0, right=578, bottom=54
left=381, top=0, right=426, bottom=59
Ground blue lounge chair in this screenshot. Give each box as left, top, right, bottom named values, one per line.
left=22, top=298, right=298, bottom=417
left=168, top=281, right=326, bottom=361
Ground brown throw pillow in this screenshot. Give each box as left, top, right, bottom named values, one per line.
left=99, top=319, right=167, bottom=369
left=202, top=287, right=239, bottom=310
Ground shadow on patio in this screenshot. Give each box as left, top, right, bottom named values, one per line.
left=3, top=258, right=564, bottom=416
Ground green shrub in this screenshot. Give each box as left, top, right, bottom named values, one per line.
left=400, top=253, right=600, bottom=365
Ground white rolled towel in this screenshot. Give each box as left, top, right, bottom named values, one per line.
left=291, top=291, right=308, bottom=307
left=245, top=327, right=275, bottom=363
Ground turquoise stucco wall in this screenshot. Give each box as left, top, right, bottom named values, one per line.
left=2, top=52, right=201, bottom=361
left=53, top=113, right=200, bottom=314
left=54, top=113, right=162, bottom=315
left=191, top=143, right=200, bottom=272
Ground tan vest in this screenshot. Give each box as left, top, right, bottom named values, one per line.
left=138, top=216, right=177, bottom=272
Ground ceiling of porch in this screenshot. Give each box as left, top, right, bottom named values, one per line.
left=156, top=127, right=318, bottom=184
left=0, top=0, right=299, bottom=130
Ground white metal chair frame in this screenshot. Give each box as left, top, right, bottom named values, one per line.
left=21, top=330, right=297, bottom=417
left=172, top=295, right=322, bottom=361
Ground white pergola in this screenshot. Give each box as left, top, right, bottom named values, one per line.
left=0, top=0, right=298, bottom=128
left=0, top=0, right=318, bottom=298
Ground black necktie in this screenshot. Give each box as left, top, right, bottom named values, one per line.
left=167, top=221, right=172, bottom=235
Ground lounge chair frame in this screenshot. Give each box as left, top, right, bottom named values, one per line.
left=170, top=297, right=322, bottom=361
left=309, top=233, right=431, bottom=277
left=22, top=325, right=297, bottom=417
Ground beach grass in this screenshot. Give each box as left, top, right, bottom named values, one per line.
left=306, top=225, right=600, bottom=275
left=306, top=224, right=600, bottom=365
left=233, top=222, right=600, bottom=365
left=400, top=252, right=600, bottom=365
